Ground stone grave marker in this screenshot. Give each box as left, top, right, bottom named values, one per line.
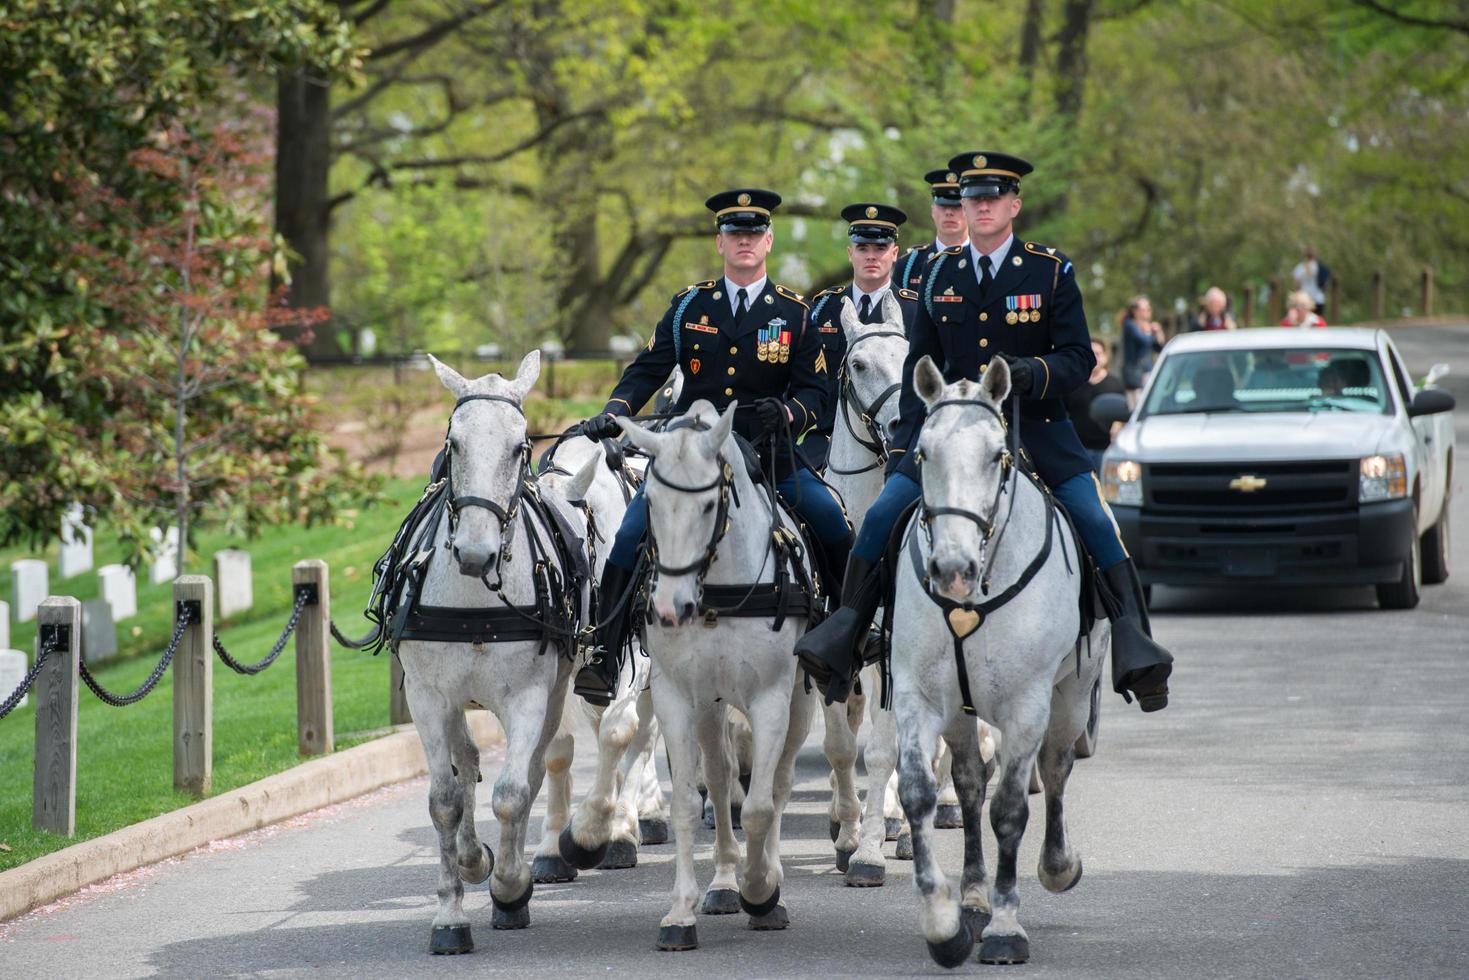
left=149, top=526, right=180, bottom=584
left=97, top=564, right=138, bottom=621
left=214, top=549, right=253, bottom=618
left=58, top=503, right=94, bottom=578
left=11, top=559, right=48, bottom=623
left=0, top=649, right=27, bottom=711
left=82, top=599, right=118, bottom=663
left=0, top=600, right=8, bottom=649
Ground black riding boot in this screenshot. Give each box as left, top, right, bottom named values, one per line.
left=818, top=533, right=853, bottom=599
left=794, top=553, right=882, bottom=704
left=574, top=561, right=638, bottom=707
left=1101, top=559, right=1172, bottom=713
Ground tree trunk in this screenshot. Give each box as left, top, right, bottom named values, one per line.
left=275, top=67, right=340, bottom=361
left=1018, top=0, right=1045, bottom=105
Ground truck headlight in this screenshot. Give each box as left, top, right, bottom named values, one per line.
left=1359, top=454, right=1407, bottom=502
left=1102, top=459, right=1143, bottom=506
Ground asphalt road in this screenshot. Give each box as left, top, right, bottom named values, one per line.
left=4, top=324, right=1468, bottom=979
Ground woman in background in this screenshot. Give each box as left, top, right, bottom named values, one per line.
left=1120, top=294, right=1165, bottom=405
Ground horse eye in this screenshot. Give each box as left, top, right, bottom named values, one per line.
left=702, top=501, right=715, bottom=514
left=852, top=359, right=867, bottom=373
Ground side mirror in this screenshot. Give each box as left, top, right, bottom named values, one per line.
left=1423, top=363, right=1451, bottom=388
left=1090, top=392, right=1132, bottom=427
left=1408, top=388, right=1455, bottom=417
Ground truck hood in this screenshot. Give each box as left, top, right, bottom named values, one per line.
left=1114, top=411, right=1402, bottom=462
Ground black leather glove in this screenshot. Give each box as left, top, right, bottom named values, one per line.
left=755, top=397, right=787, bottom=435
left=582, top=413, right=623, bottom=441
left=998, top=353, right=1034, bottom=397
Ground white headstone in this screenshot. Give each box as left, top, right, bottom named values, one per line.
left=0, top=600, right=8, bottom=649
left=82, top=599, right=117, bottom=663
left=214, top=549, right=253, bottom=619
left=149, top=526, right=180, bottom=584
left=0, top=649, right=27, bottom=712
left=58, top=503, right=94, bottom=578
left=97, top=564, right=137, bottom=621
left=11, top=559, right=48, bottom=623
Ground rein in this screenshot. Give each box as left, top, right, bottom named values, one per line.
left=827, top=328, right=906, bottom=476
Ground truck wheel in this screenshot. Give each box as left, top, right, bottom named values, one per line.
left=1074, top=675, right=1101, bottom=759
left=1376, top=512, right=1422, bottom=609
left=1421, top=500, right=1451, bottom=586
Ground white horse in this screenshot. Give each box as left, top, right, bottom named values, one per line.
left=617, top=401, right=816, bottom=951
left=533, top=435, right=669, bottom=879
left=892, top=356, right=1107, bottom=968
left=397, top=352, right=583, bottom=954
left=820, top=295, right=993, bottom=886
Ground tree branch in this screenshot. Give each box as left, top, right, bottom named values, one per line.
left=1350, top=0, right=1469, bottom=34
left=366, top=1, right=506, bottom=62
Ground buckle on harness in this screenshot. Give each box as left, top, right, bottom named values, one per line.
left=703, top=609, right=719, bottom=628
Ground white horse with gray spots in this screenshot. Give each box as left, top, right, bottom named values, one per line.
left=892, top=356, right=1106, bottom=968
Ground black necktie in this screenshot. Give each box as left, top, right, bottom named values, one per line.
left=858, top=293, right=872, bottom=322
left=979, top=254, right=994, bottom=293
left=735, top=287, right=748, bottom=321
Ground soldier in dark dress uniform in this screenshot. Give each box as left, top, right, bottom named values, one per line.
left=796, top=153, right=1173, bottom=712
left=801, top=203, right=918, bottom=471
left=891, top=169, right=970, bottom=292
left=573, top=188, right=854, bottom=705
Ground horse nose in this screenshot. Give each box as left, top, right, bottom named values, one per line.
left=676, top=600, right=698, bottom=625
left=454, top=543, right=497, bottom=578
left=929, top=556, right=977, bottom=596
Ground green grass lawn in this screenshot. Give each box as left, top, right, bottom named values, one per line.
left=0, top=476, right=431, bottom=872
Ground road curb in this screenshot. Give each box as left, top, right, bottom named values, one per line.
left=0, top=711, right=503, bottom=922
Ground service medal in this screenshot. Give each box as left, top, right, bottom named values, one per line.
left=1006, top=311, right=1018, bottom=324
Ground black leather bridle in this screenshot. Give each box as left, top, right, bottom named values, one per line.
left=443, top=394, right=532, bottom=578
left=644, top=447, right=736, bottom=580
left=828, top=328, right=906, bottom=476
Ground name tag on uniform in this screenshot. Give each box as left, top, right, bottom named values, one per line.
left=818, top=324, right=840, bottom=333
left=933, top=295, right=964, bottom=303
left=683, top=322, right=719, bottom=334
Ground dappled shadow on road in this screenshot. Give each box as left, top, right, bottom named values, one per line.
left=144, top=858, right=1469, bottom=979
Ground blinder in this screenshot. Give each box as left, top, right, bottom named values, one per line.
left=829, top=329, right=906, bottom=476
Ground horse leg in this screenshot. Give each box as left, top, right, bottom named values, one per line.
left=696, top=703, right=743, bottom=916
left=933, top=738, right=964, bottom=829
left=1037, top=672, right=1086, bottom=894
left=978, top=700, right=1047, bottom=965
left=944, top=716, right=995, bottom=938
left=488, top=695, right=555, bottom=930
left=654, top=692, right=703, bottom=950
left=896, top=694, right=972, bottom=968
left=634, top=699, right=669, bottom=844
left=847, top=667, right=896, bottom=886
left=450, top=710, right=492, bottom=885
left=821, top=699, right=862, bottom=872
left=603, top=695, right=652, bottom=868
left=737, top=686, right=799, bottom=928
left=563, top=686, right=639, bottom=870
left=531, top=720, right=578, bottom=883
left=753, top=674, right=814, bottom=929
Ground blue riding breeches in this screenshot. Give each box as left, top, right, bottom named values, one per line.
left=852, top=470, right=1127, bottom=570
left=607, top=466, right=851, bottom=571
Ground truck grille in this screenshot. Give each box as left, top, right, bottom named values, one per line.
left=1145, top=460, right=1356, bottom=516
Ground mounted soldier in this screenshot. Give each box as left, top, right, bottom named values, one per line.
left=573, top=188, right=853, bottom=706
left=801, top=203, right=919, bottom=471
left=891, top=169, right=969, bottom=292
left=796, top=151, right=1174, bottom=713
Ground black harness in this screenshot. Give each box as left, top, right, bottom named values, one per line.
left=827, top=328, right=905, bottom=477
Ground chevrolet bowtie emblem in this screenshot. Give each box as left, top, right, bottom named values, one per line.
left=1229, top=475, right=1268, bottom=493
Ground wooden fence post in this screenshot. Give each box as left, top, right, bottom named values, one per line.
left=32, top=597, right=80, bottom=836
left=1373, top=271, right=1385, bottom=320
left=390, top=653, right=411, bottom=725
left=293, top=560, right=333, bottom=756
left=173, top=576, right=212, bottom=797
left=1422, top=266, right=1434, bottom=317
left=1242, top=286, right=1255, bottom=327
left=1267, top=278, right=1282, bottom=324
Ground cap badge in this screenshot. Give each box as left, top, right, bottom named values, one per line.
left=973, top=154, right=986, bottom=168
left=737, top=192, right=751, bottom=206
left=865, top=206, right=878, bottom=218
left=947, top=172, right=957, bottom=182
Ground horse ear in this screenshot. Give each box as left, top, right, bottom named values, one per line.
left=839, top=296, right=864, bottom=345
left=428, top=354, right=469, bottom=399
left=879, top=290, right=903, bottom=327
left=615, top=416, right=662, bottom=455
left=565, top=452, right=600, bottom=504
left=703, top=400, right=738, bottom=455
left=914, top=355, right=946, bottom=407
left=981, top=356, right=1012, bottom=404
left=509, top=350, right=541, bottom=400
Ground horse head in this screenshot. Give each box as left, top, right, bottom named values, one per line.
left=429, top=350, right=540, bottom=579
left=913, top=354, right=1012, bottom=601
left=616, top=399, right=737, bottom=626
left=839, top=293, right=909, bottom=451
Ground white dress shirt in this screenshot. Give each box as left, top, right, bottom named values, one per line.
left=854, top=282, right=891, bottom=318
left=725, top=275, right=767, bottom=319
left=970, top=234, right=1015, bottom=288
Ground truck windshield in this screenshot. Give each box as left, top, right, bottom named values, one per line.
left=1141, top=348, right=1391, bottom=417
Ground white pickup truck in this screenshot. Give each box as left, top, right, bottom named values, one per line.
left=1094, top=328, right=1455, bottom=609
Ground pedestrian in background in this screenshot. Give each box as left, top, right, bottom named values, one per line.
left=1281, top=290, right=1328, bottom=328
left=1065, top=337, right=1127, bottom=473
left=1120, top=294, right=1165, bottom=404
left=1190, top=286, right=1238, bottom=332
left=1291, top=246, right=1329, bottom=313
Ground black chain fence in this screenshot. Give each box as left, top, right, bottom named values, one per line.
left=79, top=607, right=192, bottom=707
left=212, top=588, right=308, bottom=675
left=0, top=630, right=58, bottom=721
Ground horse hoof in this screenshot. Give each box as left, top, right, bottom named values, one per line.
left=895, top=831, right=913, bottom=861
left=657, top=923, right=698, bottom=951
left=925, top=921, right=974, bottom=969
left=934, top=804, right=963, bottom=829
left=700, top=888, right=742, bottom=915
left=639, top=817, right=670, bottom=845
left=884, top=817, right=902, bottom=841
left=491, top=881, right=533, bottom=929
left=748, top=904, right=789, bottom=931
left=458, top=843, right=494, bottom=885
left=834, top=847, right=854, bottom=873
left=598, top=839, right=638, bottom=870
left=978, top=932, right=1030, bottom=965
left=738, top=885, right=780, bottom=919
left=961, top=906, right=991, bottom=936
left=845, top=861, right=885, bottom=888
left=558, top=826, right=609, bottom=871
left=429, top=924, right=473, bottom=955
left=531, top=855, right=578, bottom=884
left=828, top=819, right=840, bottom=843
left=1039, top=856, right=1083, bottom=894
